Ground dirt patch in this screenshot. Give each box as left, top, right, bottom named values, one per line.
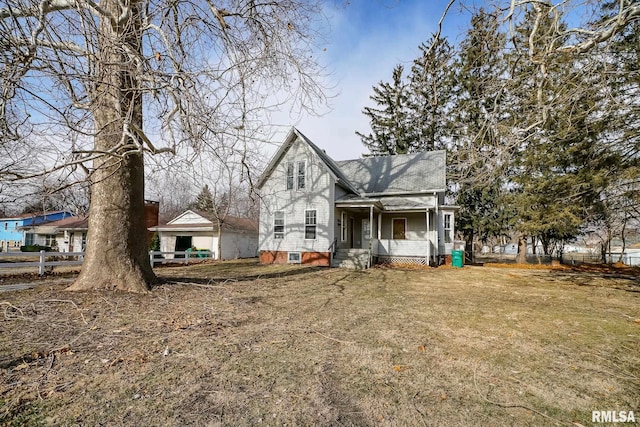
left=1, top=260, right=639, bottom=426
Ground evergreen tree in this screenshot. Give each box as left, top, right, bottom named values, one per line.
left=450, top=9, right=511, bottom=257
left=194, top=185, right=215, bottom=213
left=356, top=65, right=416, bottom=155
left=507, top=4, right=609, bottom=259
left=408, top=34, right=455, bottom=151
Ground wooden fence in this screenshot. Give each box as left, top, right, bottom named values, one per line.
left=0, top=251, right=84, bottom=275
left=0, top=250, right=214, bottom=275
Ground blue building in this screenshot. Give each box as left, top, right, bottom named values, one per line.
left=0, top=211, right=73, bottom=251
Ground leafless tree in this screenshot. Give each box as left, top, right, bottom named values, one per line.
left=1, top=0, right=329, bottom=292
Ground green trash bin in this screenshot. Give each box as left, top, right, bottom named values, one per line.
left=451, top=250, right=464, bottom=268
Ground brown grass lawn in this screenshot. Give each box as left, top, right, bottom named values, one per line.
left=1, top=260, right=639, bottom=426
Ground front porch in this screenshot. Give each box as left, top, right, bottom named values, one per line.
left=334, top=200, right=446, bottom=267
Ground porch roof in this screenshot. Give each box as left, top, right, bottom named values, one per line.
left=380, top=197, right=435, bottom=211
left=336, top=195, right=438, bottom=212
left=334, top=194, right=382, bottom=209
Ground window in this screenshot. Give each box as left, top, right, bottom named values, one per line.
left=3, top=223, right=6, bottom=231
left=444, top=214, right=452, bottom=244
left=392, top=218, right=406, bottom=240
left=81, top=233, right=87, bottom=250
left=305, top=210, right=316, bottom=240
left=25, top=233, right=34, bottom=246
left=45, top=235, right=56, bottom=247
left=274, top=211, right=285, bottom=239
left=285, top=162, right=294, bottom=190
left=340, top=212, right=347, bottom=241
left=288, top=252, right=301, bottom=263
left=297, top=161, right=306, bottom=190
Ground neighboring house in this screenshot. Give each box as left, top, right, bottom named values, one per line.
left=256, top=128, right=458, bottom=267
left=149, top=210, right=259, bottom=260
left=20, top=216, right=89, bottom=252
left=16, top=200, right=159, bottom=252
left=0, top=211, right=73, bottom=251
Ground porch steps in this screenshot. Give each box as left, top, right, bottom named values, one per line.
left=331, top=249, right=371, bottom=269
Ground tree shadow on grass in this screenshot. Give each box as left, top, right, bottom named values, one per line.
left=529, top=268, right=640, bottom=293
left=154, top=265, right=327, bottom=287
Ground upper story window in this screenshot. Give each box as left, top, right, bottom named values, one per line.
left=444, top=213, right=453, bottom=244
left=297, top=161, right=306, bottom=190
left=274, top=211, right=285, bottom=239
left=305, top=210, right=316, bottom=240
left=285, top=160, right=308, bottom=191
left=286, top=162, right=294, bottom=190
left=3, top=223, right=6, bottom=231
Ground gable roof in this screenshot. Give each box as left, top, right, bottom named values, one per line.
left=152, top=209, right=258, bottom=233
left=256, top=128, right=360, bottom=194
left=40, top=215, right=89, bottom=230
left=336, top=150, right=446, bottom=194
left=257, top=127, right=446, bottom=196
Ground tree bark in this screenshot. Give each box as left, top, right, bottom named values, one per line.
left=217, top=221, right=223, bottom=260
left=68, top=0, right=155, bottom=292
left=516, top=234, right=527, bottom=264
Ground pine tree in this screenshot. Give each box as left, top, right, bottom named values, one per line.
left=356, top=65, right=416, bottom=155
left=450, top=8, right=510, bottom=257
left=507, top=4, right=609, bottom=260
left=194, top=185, right=215, bottom=213
left=408, top=34, right=454, bottom=151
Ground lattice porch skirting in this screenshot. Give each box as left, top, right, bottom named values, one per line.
left=375, top=255, right=430, bottom=266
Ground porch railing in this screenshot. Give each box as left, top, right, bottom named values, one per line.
left=374, top=239, right=431, bottom=257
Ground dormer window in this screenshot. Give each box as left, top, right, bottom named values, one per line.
left=297, top=161, right=306, bottom=190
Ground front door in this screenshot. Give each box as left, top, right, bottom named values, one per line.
left=392, top=218, right=406, bottom=240
left=362, top=219, right=370, bottom=249
left=69, top=232, right=75, bottom=252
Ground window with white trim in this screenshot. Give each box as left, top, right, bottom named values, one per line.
left=444, top=214, right=453, bottom=244
left=285, top=162, right=294, bottom=190
left=274, top=211, right=285, bottom=239
left=297, top=161, right=306, bottom=190
left=305, top=210, right=317, bottom=240
left=288, top=252, right=301, bottom=263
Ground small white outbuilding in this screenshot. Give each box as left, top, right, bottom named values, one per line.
left=149, top=210, right=258, bottom=260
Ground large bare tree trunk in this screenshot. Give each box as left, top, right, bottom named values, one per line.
left=68, top=0, right=155, bottom=292
left=516, top=234, right=527, bottom=264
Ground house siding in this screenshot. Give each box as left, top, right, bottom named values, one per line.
left=379, top=212, right=429, bottom=240
left=259, top=136, right=334, bottom=263
left=221, top=231, right=258, bottom=260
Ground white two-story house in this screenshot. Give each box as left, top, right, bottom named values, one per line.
left=257, top=128, right=457, bottom=268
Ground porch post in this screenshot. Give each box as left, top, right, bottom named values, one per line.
left=426, top=208, right=430, bottom=264
left=369, top=205, right=374, bottom=267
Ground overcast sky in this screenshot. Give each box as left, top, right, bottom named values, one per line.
left=271, top=0, right=474, bottom=161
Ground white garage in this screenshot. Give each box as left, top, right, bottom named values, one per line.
left=149, top=210, right=258, bottom=260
